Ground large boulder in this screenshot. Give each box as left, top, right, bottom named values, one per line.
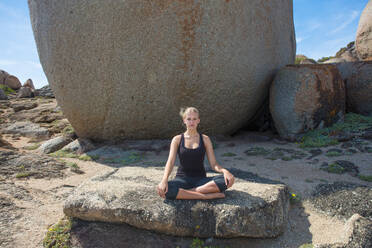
left=0, top=70, right=9, bottom=84
left=23, top=79, right=35, bottom=90
left=64, top=167, right=289, bottom=238
left=270, top=64, right=345, bottom=140
left=356, top=0, right=372, bottom=60
left=29, top=0, right=296, bottom=140
left=4, top=75, right=21, bottom=90
left=334, top=61, right=372, bottom=115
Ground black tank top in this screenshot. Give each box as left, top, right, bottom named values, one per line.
left=176, top=133, right=206, bottom=178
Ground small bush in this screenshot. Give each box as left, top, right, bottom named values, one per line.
left=78, top=154, right=93, bottom=161
left=321, top=163, right=345, bottom=174
left=16, top=172, right=34, bottom=178
left=358, top=174, right=372, bottom=182
left=50, top=150, right=79, bottom=158
left=62, top=125, right=74, bottom=135
left=221, top=152, right=236, bottom=157
left=325, top=151, right=342, bottom=157
left=24, top=143, right=41, bottom=150
left=289, top=192, right=301, bottom=204
left=43, top=217, right=73, bottom=248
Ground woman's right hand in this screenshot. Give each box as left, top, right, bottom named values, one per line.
left=157, top=180, right=168, bottom=198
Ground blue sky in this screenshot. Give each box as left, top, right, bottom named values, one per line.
left=0, top=0, right=369, bottom=89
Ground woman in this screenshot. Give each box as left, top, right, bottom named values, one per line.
left=157, top=107, right=235, bottom=200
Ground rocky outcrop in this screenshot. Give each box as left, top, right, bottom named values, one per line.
left=334, top=61, right=372, bottom=116
left=323, top=42, right=359, bottom=64
left=295, top=55, right=317, bottom=64
left=23, top=79, right=35, bottom=90
left=61, top=138, right=96, bottom=154
left=4, top=75, right=21, bottom=90
left=356, top=0, right=372, bottom=60
left=270, top=64, right=345, bottom=140
left=64, top=167, right=289, bottom=238
left=35, top=85, right=54, bottom=98
left=29, top=0, right=295, bottom=140
left=17, top=87, right=34, bottom=98
left=37, top=135, right=74, bottom=154
left=2, top=121, right=49, bottom=140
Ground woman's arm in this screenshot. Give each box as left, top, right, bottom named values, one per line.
left=157, top=135, right=180, bottom=198
left=203, top=135, right=235, bottom=188
left=161, top=135, right=180, bottom=181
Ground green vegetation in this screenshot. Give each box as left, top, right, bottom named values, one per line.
left=62, top=125, right=74, bottom=135
left=317, top=56, right=334, bottom=63
left=23, top=143, right=41, bottom=150
left=299, top=244, right=314, bottom=248
left=295, top=56, right=317, bottom=64
left=282, top=156, right=293, bottom=161
left=299, top=113, right=372, bottom=148
left=244, top=147, right=270, bottom=156
left=289, top=192, right=301, bottom=204
left=50, top=150, right=79, bottom=158
left=120, top=152, right=142, bottom=165
left=221, top=152, right=237, bottom=157
left=43, top=217, right=73, bottom=248
left=78, top=154, right=93, bottom=161
left=16, top=172, right=34, bottom=178
left=321, top=163, right=345, bottom=174
left=65, top=162, right=79, bottom=169
left=0, top=84, right=15, bottom=95
left=189, top=238, right=222, bottom=248
left=358, top=174, right=372, bottom=182
left=305, top=179, right=314, bottom=183
left=325, top=151, right=343, bottom=157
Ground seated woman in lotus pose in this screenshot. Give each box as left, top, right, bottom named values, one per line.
left=157, top=107, right=235, bottom=200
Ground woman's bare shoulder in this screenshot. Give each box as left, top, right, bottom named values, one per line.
left=201, top=134, right=211, bottom=143
left=171, top=134, right=182, bottom=143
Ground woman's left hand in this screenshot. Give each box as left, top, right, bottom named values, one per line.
left=223, top=170, right=235, bottom=188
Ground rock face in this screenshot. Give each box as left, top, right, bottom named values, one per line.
left=270, top=64, right=345, bottom=140
left=29, top=0, right=296, bottom=140
left=334, top=61, right=372, bottom=116
left=64, top=167, right=289, bottom=238
left=356, top=0, right=372, bottom=60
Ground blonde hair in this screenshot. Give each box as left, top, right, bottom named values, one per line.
left=179, top=107, right=200, bottom=120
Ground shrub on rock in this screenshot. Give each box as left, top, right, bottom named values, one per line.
left=270, top=64, right=345, bottom=141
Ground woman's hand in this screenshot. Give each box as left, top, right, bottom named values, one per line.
left=157, top=180, right=168, bottom=198
left=223, top=170, right=235, bottom=188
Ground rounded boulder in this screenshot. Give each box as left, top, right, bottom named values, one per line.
left=28, top=0, right=295, bottom=140
left=356, top=0, right=372, bottom=60
left=334, top=61, right=372, bottom=116
left=270, top=64, right=345, bottom=140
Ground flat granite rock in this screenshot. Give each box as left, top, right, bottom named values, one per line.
left=64, top=167, right=289, bottom=238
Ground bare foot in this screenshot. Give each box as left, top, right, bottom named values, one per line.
left=204, top=192, right=225, bottom=200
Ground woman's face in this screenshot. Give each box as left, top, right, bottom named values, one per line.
left=183, top=112, right=200, bottom=130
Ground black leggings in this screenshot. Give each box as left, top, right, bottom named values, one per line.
left=165, top=174, right=227, bottom=200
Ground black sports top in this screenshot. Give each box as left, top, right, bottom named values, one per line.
left=176, top=133, right=206, bottom=178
